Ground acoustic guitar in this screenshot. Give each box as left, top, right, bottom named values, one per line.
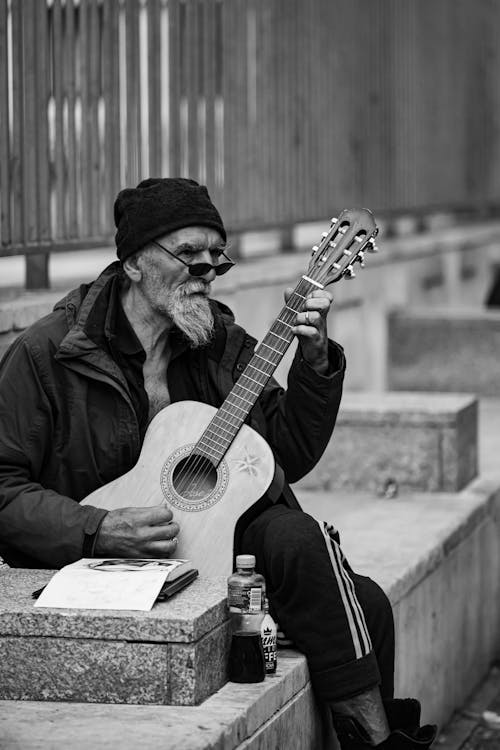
left=81, top=208, right=378, bottom=575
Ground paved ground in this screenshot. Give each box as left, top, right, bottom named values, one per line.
left=437, top=666, right=500, bottom=749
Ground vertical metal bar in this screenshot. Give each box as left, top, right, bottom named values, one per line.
left=125, top=0, right=140, bottom=184
left=185, top=0, right=199, bottom=178
left=147, top=0, right=162, bottom=176
left=168, top=0, right=182, bottom=176
left=0, top=0, right=11, bottom=247
left=87, top=0, right=100, bottom=232
left=65, top=0, right=78, bottom=237
left=203, top=0, right=216, bottom=190
left=52, top=0, right=66, bottom=239
left=103, top=0, right=121, bottom=223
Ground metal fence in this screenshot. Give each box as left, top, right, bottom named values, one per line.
left=1, top=0, right=500, bottom=285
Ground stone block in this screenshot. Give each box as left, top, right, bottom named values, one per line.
left=0, top=292, right=61, bottom=332
left=296, top=391, right=478, bottom=494
left=300, top=474, right=500, bottom=728
left=388, top=308, right=500, bottom=396
left=0, top=570, right=230, bottom=706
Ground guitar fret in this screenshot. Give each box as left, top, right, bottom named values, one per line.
left=197, top=437, right=225, bottom=455
left=269, top=331, right=290, bottom=343
left=220, top=401, right=247, bottom=415
left=239, top=373, right=265, bottom=387
left=254, top=353, right=279, bottom=366
left=214, top=412, right=244, bottom=430
left=229, top=391, right=255, bottom=406
left=260, top=342, right=283, bottom=355
left=206, top=421, right=235, bottom=439
left=247, top=363, right=272, bottom=377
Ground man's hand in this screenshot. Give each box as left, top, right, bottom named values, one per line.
left=286, top=288, right=333, bottom=375
left=93, top=505, right=180, bottom=558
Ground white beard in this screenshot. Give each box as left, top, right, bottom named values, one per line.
left=165, top=280, right=214, bottom=348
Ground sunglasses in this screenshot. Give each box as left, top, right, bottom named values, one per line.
left=151, top=239, right=235, bottom=277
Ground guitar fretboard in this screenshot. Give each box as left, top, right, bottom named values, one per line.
left=195, top=276, right=321, bottom=464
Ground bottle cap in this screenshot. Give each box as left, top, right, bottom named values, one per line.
left=236, top=554, right=256, bottom=568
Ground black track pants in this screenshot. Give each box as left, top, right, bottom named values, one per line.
left=241, top=504, right=395, bottom=703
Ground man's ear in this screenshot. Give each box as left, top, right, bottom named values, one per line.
left=122, top=252, right=143, bottom=283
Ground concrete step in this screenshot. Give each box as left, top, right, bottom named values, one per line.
left=2, top=472, right=500, bottom=748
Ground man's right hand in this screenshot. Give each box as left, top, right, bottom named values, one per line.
left=93, top=505, right=180, bottom=558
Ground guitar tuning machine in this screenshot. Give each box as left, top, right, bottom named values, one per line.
left=357, top=250, right=366, bottom=267
left=367, top=237, right=379, bottom=253
left=330, top=216, right=338, bottom=224
left=344, top=265, right=356, bottom=279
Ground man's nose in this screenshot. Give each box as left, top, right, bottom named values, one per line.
left=197, top=250, right=217, bottom=281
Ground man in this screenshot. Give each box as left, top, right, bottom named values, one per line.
left=0, top=178, right=435, bottom=749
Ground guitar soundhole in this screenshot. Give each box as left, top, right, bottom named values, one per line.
left=171, top=454, right=218, bottom=501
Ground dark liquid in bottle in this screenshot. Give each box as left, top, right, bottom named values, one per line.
left=228, top=631, right=266, bottom=683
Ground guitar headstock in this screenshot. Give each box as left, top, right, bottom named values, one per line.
left=305, top=208, right=379, bottom=287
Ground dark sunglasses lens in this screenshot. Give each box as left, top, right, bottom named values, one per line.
left=188, top=261, right=234, bottom=277
left=214, top=261, right=234, bottom=276
left=188, top=264, right=211, bottom=277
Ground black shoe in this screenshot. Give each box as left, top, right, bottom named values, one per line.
left=334, top=698, right=437, bottom=749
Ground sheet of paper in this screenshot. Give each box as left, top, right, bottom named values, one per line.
left=34, top=558, right=171, bottom=611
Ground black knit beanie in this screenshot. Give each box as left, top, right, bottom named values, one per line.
left=114, top=177, right=226, bottom=262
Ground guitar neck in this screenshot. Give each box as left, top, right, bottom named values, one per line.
left=195, top=276, right=322, bottom=463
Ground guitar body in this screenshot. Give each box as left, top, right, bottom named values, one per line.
left=81, top=401, right=276, bottom=575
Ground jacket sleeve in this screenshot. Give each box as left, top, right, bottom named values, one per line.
left=257, top=339, right=345, bottom=484
left=0, top=336, right=107, bottom=568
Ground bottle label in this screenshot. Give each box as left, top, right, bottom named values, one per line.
left=228, top=584, right=263, bottom=613
left=261, top=630, right=277, bottom=673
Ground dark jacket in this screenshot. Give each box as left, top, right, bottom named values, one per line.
left=0, top=263, right=345, bottom=568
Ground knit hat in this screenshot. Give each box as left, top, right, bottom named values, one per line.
left=114, top=177, right=226, bottom=262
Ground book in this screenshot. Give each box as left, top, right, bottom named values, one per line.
left=88, top=557, right=195, bottom=580
left=34, top=558, right=198, bottom=611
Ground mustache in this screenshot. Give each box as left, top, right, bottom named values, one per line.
left=179, top=279, right=211, bottom=296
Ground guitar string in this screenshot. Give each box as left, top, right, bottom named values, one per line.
left=175, top=275, right=319, bottom=497
left=175, top=275, right=321, bottom=497
left=174, top=282, right=310, bottom=497
left=175, top=222, right=370, bottom=497
left=175, top=276, right=320, bottom=497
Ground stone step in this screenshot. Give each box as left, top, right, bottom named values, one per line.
left=296, top=390, right=478, bottom=494
left=2, top=472, right=500, bottom=748
left=388, top=307, right=500, bottom=397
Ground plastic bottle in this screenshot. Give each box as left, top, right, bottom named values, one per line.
left=260, top=597, right=277, bottom=674
left=227, top=554, right=266, bottom=683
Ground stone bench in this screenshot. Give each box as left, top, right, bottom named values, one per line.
left=2, top=473, right=500, bottom=748
left=388, top=308, right=500, bottom=397
left=0, top=574, right=230, bottom=706
left=296, top=391, right=478, bottom=494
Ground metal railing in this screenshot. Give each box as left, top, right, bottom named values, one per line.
left=1, top=0, right=500, bottom=287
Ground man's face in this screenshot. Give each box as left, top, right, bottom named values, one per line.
left=135, top=226, right=225, bottom=346
left=140, top=225, right=225, bottom=298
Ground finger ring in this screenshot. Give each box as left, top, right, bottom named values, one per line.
left=305, top=311, right=310, bottom=325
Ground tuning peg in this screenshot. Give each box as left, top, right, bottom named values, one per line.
left=344, top=265, right=356, bottom=279
left=321, top=231, right=328, bottom=240
left=311, top=244, right=319, bottom=255
left=367, top=237, right=379, bottom=253
left=357, top=251, right=365, bottom=267
left=330, top=216, right=338, bottom=224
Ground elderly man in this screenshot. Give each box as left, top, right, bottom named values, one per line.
left=0, top=178, right=435, bottom=749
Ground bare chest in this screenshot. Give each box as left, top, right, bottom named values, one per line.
left=143, top=351, right=171, bottom=423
